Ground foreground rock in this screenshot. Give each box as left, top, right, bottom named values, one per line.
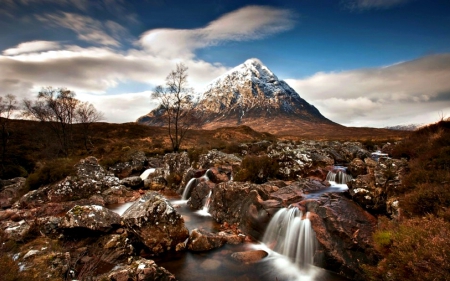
left=187, top=228, right=226, bottom=251
left=305, top=193, right=379, bottom=280
left=122, top=191, right=189, bottom=255
left=231, top=250, right=268, bottom=264
left=103, top=258, right=176, bottom=281
left=59, top=205, right=121, bottom=234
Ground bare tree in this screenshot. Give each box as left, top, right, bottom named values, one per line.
left=152, top=63, right=197, bottom=152
left=23, top=87, right=79, bottom=156
left=0, top=94, right=18, bottom=171
left=75, top=101, right=104, bottom=151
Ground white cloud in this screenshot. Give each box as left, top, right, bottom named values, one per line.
left=139, top=5, right=295, bottom=58
left=343, top=0, right=412, bottom=10
left=3, top=41, right=61, bottom=55
left=285, top=54, right=450, bottom=127
left=36, top=13, right=125, bottom=46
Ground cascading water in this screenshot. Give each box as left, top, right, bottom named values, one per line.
left=196, top=190, right=212, bottom=217
left=262, top=207, right=316, bottom=268
left=181, top=169, right=211, bottom=200
left=326, top=166, right=352, bottom=184
left=140, top=168, right=156, bottom=180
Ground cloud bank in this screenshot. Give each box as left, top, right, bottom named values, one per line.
left=286, top=54, right=450, bottom=127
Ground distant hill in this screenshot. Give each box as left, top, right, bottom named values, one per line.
left=384, top=124, right=423, bottom=131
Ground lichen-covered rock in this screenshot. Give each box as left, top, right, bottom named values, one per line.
left=187, top=228, right=226, bottom=251
left=122, top=191, right=189, bottom=255
left=0, top=177, right=26, bottom=209
left=348, top=158, right=366, bottom=177
left=197, top=150, right=242, bottom=170
left=348, top=157, right=407, bottom=214
left=103, top=258, right=176, bottom=281
left=2, top=219, right=33, bottom=241
left=59, top=205, right=121, bottom=234
left=188, top=180, right=215, bottom=209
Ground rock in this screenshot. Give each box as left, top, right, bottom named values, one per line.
left=200, top=259, right=221, bottom=271
left=105, top=258, right=176, bottom=281
left=59, top=205, right=121, bottom=234
left=305, top=193, right=379, bottom=281
left=197, top=150, right=242, bottom=170
left=108, top=150, right=148, bottom=178
left=205, top=167, right=231, bottom=184
left=230, top=250, right=268, bottom=264
left=102, top=185, right=140, bottom=205
left=348, top=157, right=407, bottom=214
left=3, top=219, right=33, bottom=241
left=119, top=176, right=143, bottom=189
left=24, top=249, right=40, bottom=259
left=269, top=185, right=304, bottom=207
left=0, top=177, right=26, bottom=209
left=122, top=191, right=189, bottom=255
left=187, top=228, right=226, bottom=251
left=188, top=180, right=215, bottom=209
left=348, top=158, right=366, bottom=177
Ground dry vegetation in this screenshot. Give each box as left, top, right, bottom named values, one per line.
left=363, top=120, right=450, bottom=281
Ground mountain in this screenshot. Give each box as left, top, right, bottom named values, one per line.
left=384, top=124, right=423, bottom=131
left=137, top=58, right=342, bottom=135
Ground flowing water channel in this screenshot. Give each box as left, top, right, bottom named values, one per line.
left=108, top=168, right=351, bottom=281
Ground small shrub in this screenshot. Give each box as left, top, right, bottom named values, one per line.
left=25, top=158, right=75, bottom=190
left=223, top=142, right=242, bottom=154
left=234, top=155, right=279, bottom=184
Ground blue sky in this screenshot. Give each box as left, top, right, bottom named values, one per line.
left=1, top=0, right=450, bottom=127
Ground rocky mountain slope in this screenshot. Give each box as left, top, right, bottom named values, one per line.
left=138, top=59, right=342, bottom=135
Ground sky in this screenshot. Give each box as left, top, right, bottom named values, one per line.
left=1, top=0, right=450, bottom=127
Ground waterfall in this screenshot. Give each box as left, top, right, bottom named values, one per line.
left=181, top=169, right=211, bottom=200
left=262, top=207, right=316, bottom=267
left=182, top=178, right=197, bottom=200
left=196, top=190, right=212, bottom=217
left=326, top=166, right=352, bottom=184
left=140, top=168, right=156, bottom=180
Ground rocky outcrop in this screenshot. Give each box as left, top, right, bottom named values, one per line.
left=122, top=191, right=189, bottom=255
left=103, top=258, right=176, bottom=281
left=347, top=157, right=407, bottom=215
left=304, top=193, right=379, bottom=280
left=120, top=176, right=143, bottom=189
left=59, top=205, right=121, bottom=234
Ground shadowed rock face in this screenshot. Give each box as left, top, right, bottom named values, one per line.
left=122, top=191, right=189, bottom=255
left=137, top=59, right=340, bottom=135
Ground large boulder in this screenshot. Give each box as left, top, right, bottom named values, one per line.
left=197, top=149, right=242, bottom=170
left=122, top=191, right=189, bottom=255
left=59, top=205, right=121, bottom=234
left=304, top=193, right=379, bottom=281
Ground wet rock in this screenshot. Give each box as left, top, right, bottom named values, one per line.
left=144, top=168, right=167, bottom=190
left=200, top=259, right=221, bottom=271
left=119, top=176, right=143, bottom=189
left=206, top=167, right=231, bottom=184
left=231, top=250, right=268, bottom=264
left=122, top=191, right=189, bottom=255
left=105, top=258, right=176, bottom=281
left=188, top=180, right=215, bottom=209
left=59, top=205, right=121, bottom=234
left=208, top=181, right=280, bottom=239
left=0, top=177, right=26, bottom=209
left=187, top=228, right=226, bottom=251
left=305, top=193, right=379, bottom=281
left=269, top=185, right=304, bottom=207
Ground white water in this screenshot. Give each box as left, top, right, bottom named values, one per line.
left=140, top=168, right=156, bottom=180
left=262, top=208, right=316, bottom=268
left=109, top=201, right=135, bottom=216
left=181, top=170, right=211, bottom=200
left=326, top=167, right=352, bottom=184
left=195, top=190, right=212, bottom=217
